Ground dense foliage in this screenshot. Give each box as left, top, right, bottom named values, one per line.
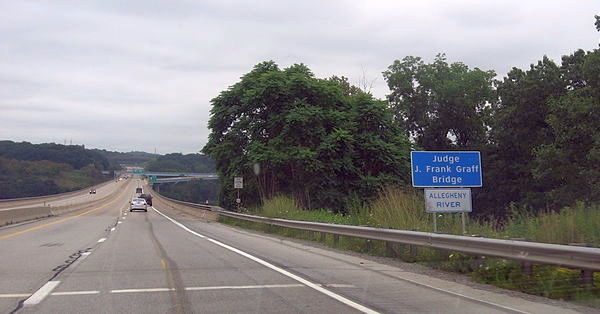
left=0, top=141, right=112, bottom=198
left=205, top=46, right=598, bottom=217
left=203, top=62, right=412, bottom=211
left=475, top=49, right=600, bottom=216
left=145, top=153, right=215, bottom=173
left=196, top=18, right=600, bottom=218
left=157, top=180, right=220, bottom=205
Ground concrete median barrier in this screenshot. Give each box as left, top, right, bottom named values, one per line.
left=0, top=207, right=54, bottom=226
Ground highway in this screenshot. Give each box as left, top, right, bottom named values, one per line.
left=0, top=180, right=119, bottom=211
left=0, top=180, right=594, bottom=313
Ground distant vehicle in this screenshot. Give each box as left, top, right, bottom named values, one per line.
left=135, top=187, right=142, bottom=194
left=130, top=198, right=148, bottom=212
left=139, top=193, right=153, bottom=206
left=89, top=189, right=96, bottom=194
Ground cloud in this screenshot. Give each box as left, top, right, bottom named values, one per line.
left=1, top=0, right=598, bottom=153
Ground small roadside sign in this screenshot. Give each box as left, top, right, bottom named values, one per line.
left=234, top=177, right=243, bottom=189
left=424, top=188, right=472, bottom=213
left=411, top=151, right=482, bottom=187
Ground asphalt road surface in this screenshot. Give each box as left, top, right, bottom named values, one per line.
left=0, top=180, right=595, bottom=313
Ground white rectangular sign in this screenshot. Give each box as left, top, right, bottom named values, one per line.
left=424, top=188, right=472, bottom=213
left=234, top=177, right=243, bottom=189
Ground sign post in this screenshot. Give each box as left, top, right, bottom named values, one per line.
left=411, top=151, right=482, bottom=234
left=234, top=177, right=243, bottom=210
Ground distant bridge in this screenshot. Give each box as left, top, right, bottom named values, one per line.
left=143, top=172, right=219, bottom=184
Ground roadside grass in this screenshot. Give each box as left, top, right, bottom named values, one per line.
left=220, top=188, right=600, bottom=304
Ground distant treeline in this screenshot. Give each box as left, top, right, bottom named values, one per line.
left=0, top=140, right=113, bottom=199
left=0, top=141, right=113, bottom=170
left=92, top=149, right=158, bottom=168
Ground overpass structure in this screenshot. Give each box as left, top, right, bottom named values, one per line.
left=143, top=172, right=219, bottom=184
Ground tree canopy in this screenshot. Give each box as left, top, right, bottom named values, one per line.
left=383, top=54, right=496, bottom=150
left=203, top=61, right=412, bottom=211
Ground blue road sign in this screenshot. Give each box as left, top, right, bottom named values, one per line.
left=411, top=151, right=482, bottom=187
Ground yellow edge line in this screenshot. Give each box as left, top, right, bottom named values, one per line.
left=0, top=186, right=129, bottom=240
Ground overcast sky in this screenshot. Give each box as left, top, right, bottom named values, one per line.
left=1, top=1, right=598, bottom=154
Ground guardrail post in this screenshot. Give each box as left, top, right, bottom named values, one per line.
left=567, top=243, right=596, bottom=288
left=320, top=232, right=326, bottom=242
left=363, top=239, right=372, bottom=252
left=437, top=249, right=449, bottom=261
left=410, top=244, right=417, bottom=257
left=581, top=269, right=594, bottom=287
left=510, top=238, right=535, bottom=276
left=333, top=234, right=339, bottom=245
left=386, top=242, right=396, bottom=257
left=522, top=261, right=533, bottom=276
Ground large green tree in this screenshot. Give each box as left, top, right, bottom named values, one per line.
left=479, top=56, right=565, bottom=213
left=203, top=61, right=412, bottom=211
left=531, top=49, right=600, bottom=207
left=383, top=54, right=496, bottom=150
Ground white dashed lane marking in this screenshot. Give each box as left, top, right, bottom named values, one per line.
left=97, top=238, right=106, bottom=243
left=23, top=281, right=60, bottom=306
left=152, top=206, right=379, bottom=314
left=52, top=291, right=100, bottom=296
left=0, top=284, right=356, bottom=298
left=0, top=294, right=29, bottom=298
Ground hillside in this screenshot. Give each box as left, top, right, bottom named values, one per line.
left=0, top=141, right=113, bottom=199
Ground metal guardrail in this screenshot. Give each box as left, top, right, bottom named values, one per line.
left=157, top=195, right=600, bottom=278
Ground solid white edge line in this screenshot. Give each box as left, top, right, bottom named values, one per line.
left=389, top=275, right=530, bottom=314
left=152, top=206, right=379, bottom=314
left=23, top=281, right=60, bottom=306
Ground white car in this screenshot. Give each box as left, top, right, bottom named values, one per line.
left=130, top=198, right=148, bottom=212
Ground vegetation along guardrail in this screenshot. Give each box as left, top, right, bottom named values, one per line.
left=157, top=194, right=600, bottom=287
